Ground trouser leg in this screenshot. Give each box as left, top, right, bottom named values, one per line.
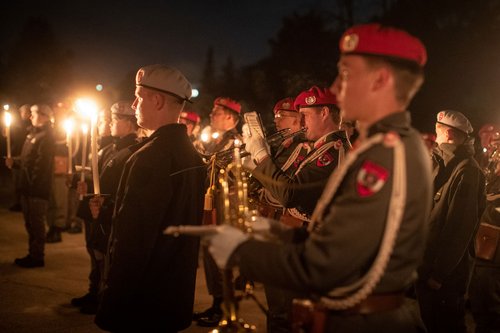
left=50, top=176, right=69, bottom=229
left=264, top=284, right=294, bottom=333
left=24, top=197, right=48, bottom=260
left=83, top=218, right=101, bottom=295
left=203, top=245, right=223, bottom=298
left=416, top=280, right=467, bottom=333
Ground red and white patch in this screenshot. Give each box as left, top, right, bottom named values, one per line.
left=316, top=152, right=334, bottom=167
left=356, top=160, right=389, bottom=197
left=293, top=155, right=305, bottom=169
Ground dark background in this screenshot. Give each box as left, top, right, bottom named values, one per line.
left=1, top=0, right=499, bottom=133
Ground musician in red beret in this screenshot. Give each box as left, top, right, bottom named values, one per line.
left=179, top=109, right=201, bottom=140
left=202, top=23, right=433, bottom=333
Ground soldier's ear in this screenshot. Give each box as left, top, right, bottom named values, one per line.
left=371, top=66, right=392, bottom=92
left=321, top=106, right=330, bottom=120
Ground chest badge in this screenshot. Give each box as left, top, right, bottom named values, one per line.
left=316, top=152, right=334, bottom=167
left=356, top=160, right=389, bottom=197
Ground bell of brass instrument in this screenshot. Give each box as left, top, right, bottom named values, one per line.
left=213, top=146, right=257, bottom=332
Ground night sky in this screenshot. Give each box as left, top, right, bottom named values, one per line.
left=1, top=0, right=378, bottom=88
left=2, top=1, right=498, bottom=131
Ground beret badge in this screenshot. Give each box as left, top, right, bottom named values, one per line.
left=282, top=102, right=291, bottom=109
left=342, top=33, right=359, bottom=52
left=305, top=96, right=316, bottom=105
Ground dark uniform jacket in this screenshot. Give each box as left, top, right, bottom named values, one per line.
left=474, top=173, right=500, bottom=266
left=14, top=123, right=55, bottom=200
left=273, top=135, right=310, bottom=177
left=252, top=130, right=349, bottom=217
left=419, top=142, right=485, bottom=291
left=231, top=112, right=432, bottom=297
left=95, top=124, right=206, bottom=332
left=87, top=133, right=139, bottom=252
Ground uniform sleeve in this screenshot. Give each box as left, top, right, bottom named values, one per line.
left=253, top=150, right=337, bottom=214
left=235, top=149, right=393, bottom=293
left=32, top=135, right=55, bottom=187
left=430, top=166, right=484, bottom=282
left=105, top=152, right=173, bottom=294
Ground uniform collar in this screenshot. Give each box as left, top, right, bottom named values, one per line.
left=150, top=123, right=187, bottom=140
left=313, top=130, right=346, bottom=149
left=437, top=142, right=475, bottom=165
left=366, top=111, right=411, bottom=138
left=115, top=133, right=138, bottom=150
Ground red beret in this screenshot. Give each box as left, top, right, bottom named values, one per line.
left=214, top=97, right=241, bottom=114
left=340, top=23, right=427, bottom=67
left=180, top=111, right=200, bottom=123
left=273, top=97, right=296, bottom=114
left=293, top=86, right=337, bottom=111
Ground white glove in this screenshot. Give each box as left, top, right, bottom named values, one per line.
left=251, top=216, right=291, bottom=240
left=205, top=225, right=249, bottom=268
left=242, top=155, right=257, bottom=171
left=244, top=132, right=270, bottom=164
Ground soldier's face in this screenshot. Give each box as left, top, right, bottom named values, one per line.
left=333, top=55, right=373, bottom=122
left=110, top=115, right=132, bottom=138
left=300, top=107, right=322, bottom=141
left=98, top=115, right=111, bottom=137
left=210, top=106, right=229, bottom=131
left=132, top=87, right=155, bottom=130
left=274, top=111, right=301, bottom=132
left=30, top=110, right=48, bottom=128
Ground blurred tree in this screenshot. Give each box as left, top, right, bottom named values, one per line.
left=220, top=56, right=238, bottom=98
left=201, top=46, right=216, bottom=96
left=239, top=9, right=342, bottom=126
left=379, top=0, right=500, bottom=131
left=4, top=16, right=73, bottom=105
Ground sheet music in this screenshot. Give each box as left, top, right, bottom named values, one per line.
left=243, top=112, right=265, bottom=138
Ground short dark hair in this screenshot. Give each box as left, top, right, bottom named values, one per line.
left=363, top=54, right=425, bottom=107
left=311, top=104, right=341, bottom=125
left=222, top=108, right=240, bottom=125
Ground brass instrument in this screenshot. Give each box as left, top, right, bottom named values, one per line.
left=212, top=127, right=307, bottom=169
left=165, top=146, right=263, bottom=332
left=483, top=131, right=500, bottom=187
left=485, top=147, right=500, bottom=187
